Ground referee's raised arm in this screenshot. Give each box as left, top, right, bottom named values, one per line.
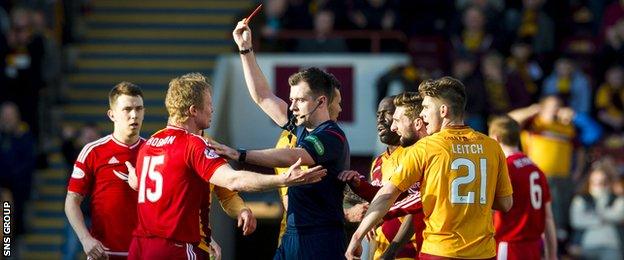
left=233, top=20, right=289, bottom=127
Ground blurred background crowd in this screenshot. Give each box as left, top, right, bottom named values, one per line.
left=0, top=0, right=623, bottom=259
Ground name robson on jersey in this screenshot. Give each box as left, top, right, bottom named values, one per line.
left=71, top=166, right=85, bottom=179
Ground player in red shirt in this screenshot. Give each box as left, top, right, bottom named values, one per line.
left=489, top=116, right=558, bottom=260
left=127, top=73, right=326, bottom=260
left=65, top=82, right=146, bottom=260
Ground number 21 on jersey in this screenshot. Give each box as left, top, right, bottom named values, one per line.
left=451, top=158, right=487, bottom=204
left=138, top=155, right=164, bottom=203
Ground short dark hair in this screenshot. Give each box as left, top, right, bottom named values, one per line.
left=288, top=67, right=340, bottom=103
left=488, top=115, right=520, bottom=146
left=393, top=92, right=423, bottom=120
left=109, top=82, right=143, bottom=108
left=418, top=77, right=466, bottom=118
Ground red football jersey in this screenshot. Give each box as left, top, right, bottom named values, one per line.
left=494, top=152, right=551, bottom=242
left=133, top=126, right=226, bottom=243
left=67, top=135, right=145, bottom=253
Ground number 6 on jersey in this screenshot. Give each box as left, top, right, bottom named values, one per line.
left=138, top=155, right=164, bottom=203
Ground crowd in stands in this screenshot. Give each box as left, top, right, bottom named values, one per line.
left=251, top=0, right=624, bottom=257
left=0, top=1, right=85, bottom=254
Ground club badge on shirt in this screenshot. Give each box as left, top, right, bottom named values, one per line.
left=204, top=148, right=219, bottom=159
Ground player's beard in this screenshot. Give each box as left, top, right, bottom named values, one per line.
left=399, top=133, right=417, bottom=147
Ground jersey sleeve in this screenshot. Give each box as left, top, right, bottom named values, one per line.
left=214, top=185, right=247, bottom=218
left=67, top=147, right=95, bottom=196
left=495, top=147, right=513, bottom=197
left=389, top=142, right=426, bottom=192
left=187, top=136, right=228, bottom=182
left=298, top=129, right=345, bottom=170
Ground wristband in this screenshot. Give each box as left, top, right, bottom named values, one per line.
left=237, top=149, right=247, bottom=163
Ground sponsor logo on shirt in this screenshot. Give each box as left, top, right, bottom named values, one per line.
left=71, top=166, right=85, bottom=179
left=204, top=148, right=219, bottom=159
left=304, top=135, right=324, bottom=156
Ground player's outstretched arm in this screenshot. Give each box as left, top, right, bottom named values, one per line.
left=233, top=20, right=289, bottom=126
left=214, top=186, right=246, bottom=218
left=209, top=158, right=326, bottom=192
left=381, top=214, right=415, bottom=260
left=65, top=192, right=109, bottom=260
left=346, top=183, right=402, bottom=260
left=543, top=202, right=558, bottom=260
left=208, top=139, right=315, bottom=168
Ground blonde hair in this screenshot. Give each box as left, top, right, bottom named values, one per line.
left=165, top=73, right=212, bottom=124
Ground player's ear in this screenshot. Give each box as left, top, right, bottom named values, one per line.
left=439, top=104, right=448, bottom=118
left=107, top=109, right=115, bottom=122
left=414, top=117, right=424, bottom=130
left=188, top=105, right=197, bottom=117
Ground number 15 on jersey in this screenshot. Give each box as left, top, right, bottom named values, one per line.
left=138, top=155, right=164, bottom=203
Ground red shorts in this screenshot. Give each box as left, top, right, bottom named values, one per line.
left=419, top=252, right=495, bottom=260
left=496, top=240, right=541, bottom=260
left=128, top=237, right=202, bottom=260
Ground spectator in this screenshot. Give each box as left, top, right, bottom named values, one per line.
left=451, top=5, right=496, bottom=57
left=481, top=52, right=532, bottom=115
left=295, top=10, right=348, bottom=53
left=60, top=122, right=101, bottom=170
left=1, top=7, right=45, bottom=140
left=348, top=0, right=397, bottom=30
left=509, top=95, right=586, bottom=245
left=600, top=0, right=624, bottom=40
left=455, top=0, right=504, bottom=34
left=451, top=53, right=486, bottom=132
left=598, top=18, right=624, bottom=76
left=504, top=0, right=555, bottom=57
left=60, top=122, right=101, bottom=260
left=254, top=0, right=288, bottom=52
left=375, top=64, right=428, bottom=108
left=595, top=66, right=624, bottom=132
left=506, top=37, right=543, bottom=101
left=542, top=57, right=592, bottom=114
left=282, top=0, right=313, bottom=30
left=0, top=102, right=35, bottom=238
left=570, top=160, right=624, bottom=260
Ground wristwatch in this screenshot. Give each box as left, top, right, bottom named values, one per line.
left=239, top=47, right=253, bottom=55
left=237, top=149, right=247, bottom=163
